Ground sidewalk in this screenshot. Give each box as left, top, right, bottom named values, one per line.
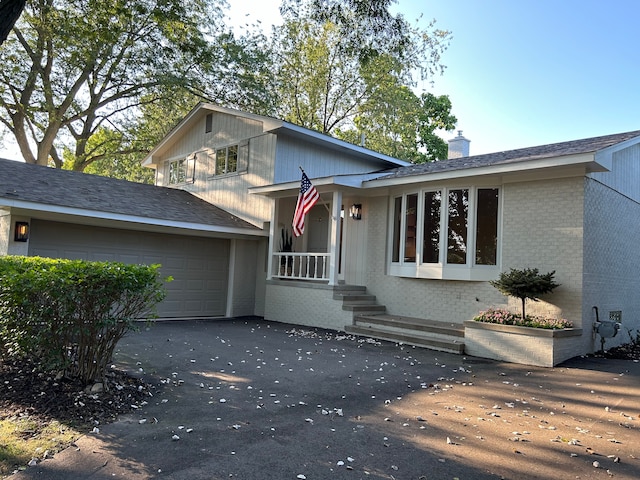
left=12, top=318, right=640, bottom=479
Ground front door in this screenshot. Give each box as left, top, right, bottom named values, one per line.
left=305, top=203, right=330, bottom=253
left=305, top=203, right=344, bottom=281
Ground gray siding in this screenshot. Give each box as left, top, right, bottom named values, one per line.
left=591, top=144, right=640, bottom=202
left=583, top=177, right=640, bottom=349
left=273, top=133, right=395, bottom=183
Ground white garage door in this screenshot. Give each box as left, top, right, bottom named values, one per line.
left=28, top=220, right=229, bottom=318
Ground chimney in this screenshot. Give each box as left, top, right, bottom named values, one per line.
left=448, top=130, right=470, bottom=159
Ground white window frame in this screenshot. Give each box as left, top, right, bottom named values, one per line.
left=388, top=185, right=502, bottom=281
left=166, top=153, right=196, bottom=185
left=208, top=140, right=249, bottom=178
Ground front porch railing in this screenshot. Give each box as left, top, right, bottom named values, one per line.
left=273, top=252, right=330, bottom=281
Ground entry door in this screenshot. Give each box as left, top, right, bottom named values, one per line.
left=306, top=203, right=329, bottom=253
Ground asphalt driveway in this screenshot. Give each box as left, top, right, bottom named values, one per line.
left=11, top=318, right=640, bottom=479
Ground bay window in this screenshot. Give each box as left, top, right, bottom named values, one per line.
left=389, top=186, right=500, bottom=280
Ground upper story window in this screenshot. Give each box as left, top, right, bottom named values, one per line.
left=390, top=186, right=500, bottom=281
left=208, top=140, right=249, bottom=177
left=215, top=145, right=238, bottom=175
left=167, top=154, right=195, bottom=185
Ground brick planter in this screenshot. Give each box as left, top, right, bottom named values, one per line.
left=463, top=321, right=583, bottom=367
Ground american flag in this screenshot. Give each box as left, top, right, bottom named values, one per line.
left=292, top=171, right=319, bottom=237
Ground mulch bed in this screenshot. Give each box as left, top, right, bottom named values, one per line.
left=0, top=357, right=155, bottom=432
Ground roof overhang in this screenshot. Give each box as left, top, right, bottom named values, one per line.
left=363, top=153, right=607, bottom=189
left=1, top=199, right=267, bottom=240
left=249, top=172, right=388, bottom=198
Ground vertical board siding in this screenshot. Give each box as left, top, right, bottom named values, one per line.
left=591, top=144, right=640, bottom=202
left=342, top=196, right=369, bottom=285
left=156, top=112, right=276, bottom=227
left=274, top=134, right=394, bottom=183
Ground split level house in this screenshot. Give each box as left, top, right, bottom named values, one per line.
left=2, top=103, right=640, bottom=366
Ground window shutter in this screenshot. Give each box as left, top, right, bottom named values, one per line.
left=237, top=139, right=249, bottom=173
left=186, top=153, right=196, bottom=182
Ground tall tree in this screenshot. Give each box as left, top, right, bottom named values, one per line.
left=0, top=0, right=26, bottom=45
left=0, top=0, right=227, bottom=170
left=271, top=0, right=456, bottom=162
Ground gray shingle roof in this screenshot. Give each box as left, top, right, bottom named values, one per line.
left=0, top=158, right=259, bottom=231
left=376, top=130, right=640, bottom=180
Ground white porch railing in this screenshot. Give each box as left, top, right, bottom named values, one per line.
left=273, top=252, right=330, bottom=281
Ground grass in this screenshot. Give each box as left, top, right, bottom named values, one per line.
left=0, top=416, right=80, bottom=478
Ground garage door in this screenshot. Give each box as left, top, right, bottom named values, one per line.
left=28, top=220, right=229, bottom=318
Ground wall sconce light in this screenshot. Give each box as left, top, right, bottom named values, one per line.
left=350, top=204, right=362, bottom=220
left=14, top=221, right=29, bottom=242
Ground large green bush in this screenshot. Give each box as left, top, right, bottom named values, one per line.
left=0, top=256, right=168, bottom=385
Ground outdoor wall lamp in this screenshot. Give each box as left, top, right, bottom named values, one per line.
left=350, top=204, right=362, bottom=220
left=14, top=221, right=29, bottom=242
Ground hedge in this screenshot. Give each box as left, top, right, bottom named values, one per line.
left=0, top=256, right=168, bottom=385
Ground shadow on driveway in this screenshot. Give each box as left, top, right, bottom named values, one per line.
left=11, top=318, right=640, bottom=480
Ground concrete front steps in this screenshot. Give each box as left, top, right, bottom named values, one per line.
left=334, top=285, right=465, bottom=354
left=345, top=315, right=465, bottom=354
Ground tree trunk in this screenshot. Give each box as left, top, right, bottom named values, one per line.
left=0, top=0, right=26, bottom=45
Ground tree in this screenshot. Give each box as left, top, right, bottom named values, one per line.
left=490, top=268, right=560, bottom=321
left=0, top=0, right=227, bottom=170
left=271, top=0, right=455, bottom=162
left=0, top=0, right=26, bottom=45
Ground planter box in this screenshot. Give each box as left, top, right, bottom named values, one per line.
left=463, top=321, right=583, bottom=367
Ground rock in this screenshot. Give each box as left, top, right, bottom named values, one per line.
left=90, top=383, right=104, bottom=393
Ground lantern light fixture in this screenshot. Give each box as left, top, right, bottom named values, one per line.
left=350, top=204, right=362, bottom=220
left=14, top=221, right=29, bottom=242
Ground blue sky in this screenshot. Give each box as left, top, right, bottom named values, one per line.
left=229, top=0, right=640, bottom=155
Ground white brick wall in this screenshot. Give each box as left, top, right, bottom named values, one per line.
left=0, top=212, right=9, bottom=255
left=262, top=166, right=640, bottom=363
left=501, top=177, right=584, bottom=324
left=364, top=180, right=584, bottom=328
left=264, top=282, right=353, bottom=331
left=464, top=322, right=583, bottom=367
left=0, top=214, right=30, bottom=256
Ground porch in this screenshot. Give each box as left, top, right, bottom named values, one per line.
left=263, top=279, right=466, bottom=354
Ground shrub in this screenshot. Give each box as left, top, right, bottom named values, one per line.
left=473, top=307, right=573, bottom=329
left=0, top=256, right=168, bottom=385
left=490, top=268, right=560, bottom=320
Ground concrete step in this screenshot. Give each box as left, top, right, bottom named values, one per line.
left=333, top=293, right=377, bottom=303
left=355, top=314, right=464, bottom=338
left=342, top=304, right=386, bottom=314
left=346, top=315, right=465, bottom=354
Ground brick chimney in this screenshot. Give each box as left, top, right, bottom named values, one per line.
left=448, top=130, right=470, bottom=159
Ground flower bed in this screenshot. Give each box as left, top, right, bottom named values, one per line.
left=464, top=310, right=582, bottom=367
left=473, top=307, right=573, bottom=329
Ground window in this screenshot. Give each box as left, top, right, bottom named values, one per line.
left=205, top=113, right=213, bottom=133
left=475, top=188, right=499, bottom=265
left=214, top=145, right=238, bottom=175
left=447, top=189, right=469, bottom=265
left=422, top=191, right=441, bottom=263
left=167, top=154, right=195, bottom=185
left=390, top=186, right=500, bottom=280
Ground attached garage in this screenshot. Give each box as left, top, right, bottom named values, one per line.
left=28, top=220, right=230, bottom=318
